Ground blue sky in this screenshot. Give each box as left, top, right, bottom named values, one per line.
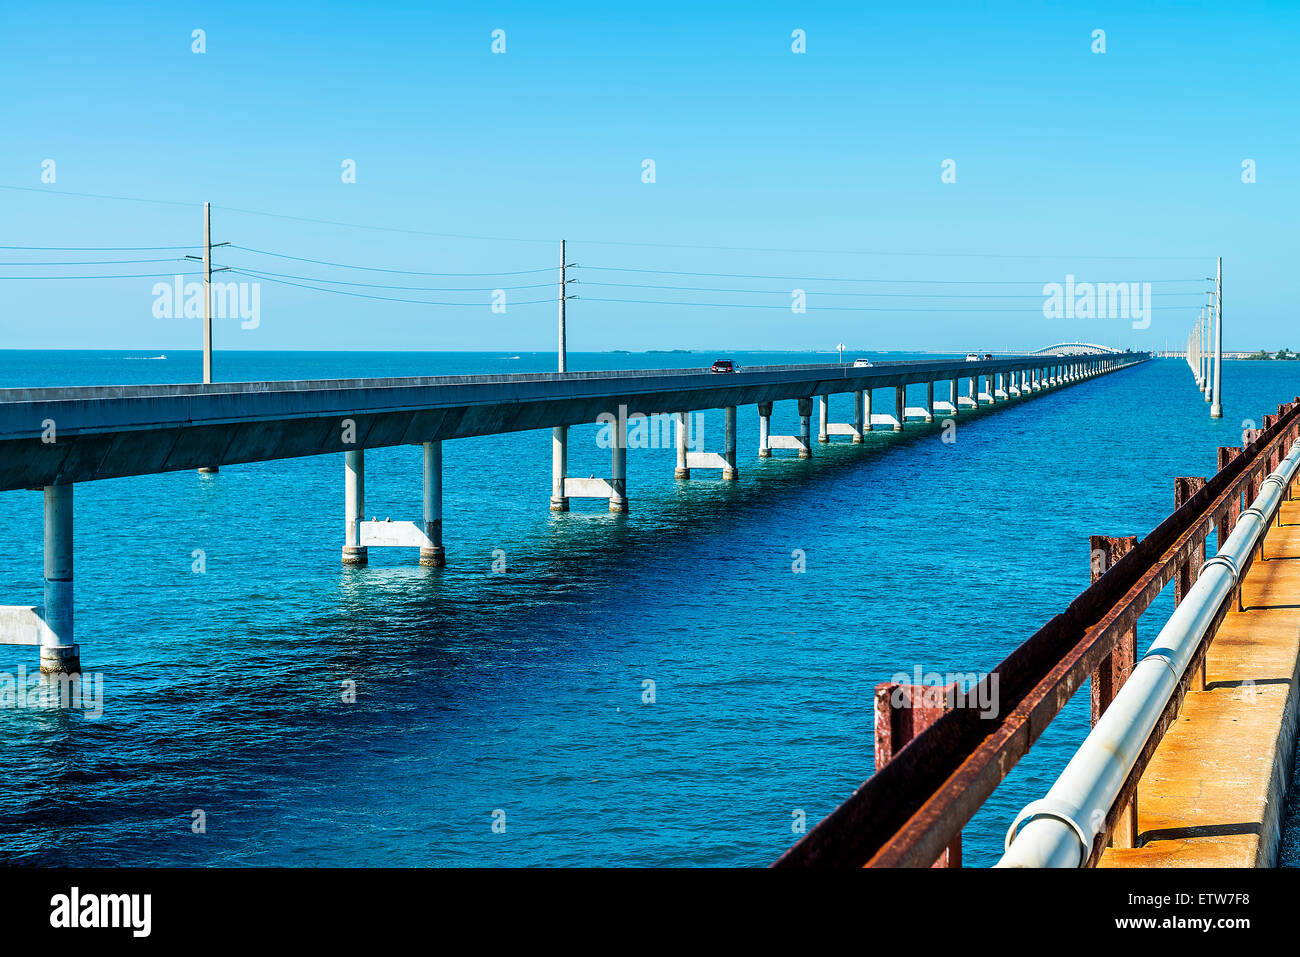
left=1, top=1, right=1295, bottom=353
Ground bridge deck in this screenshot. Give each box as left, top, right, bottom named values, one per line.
left=0, top=355, right=1141, bottom=493
left=1100, top=481, right=1300, bottom=868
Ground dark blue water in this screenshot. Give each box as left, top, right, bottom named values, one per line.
left=1, top=350, right=1298, bottom=867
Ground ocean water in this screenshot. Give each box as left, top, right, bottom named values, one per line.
left=1, top=349, right=1299, bottom=867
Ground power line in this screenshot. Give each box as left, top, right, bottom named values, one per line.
left=227, top=244, right=553, bottom=277
left=227, top=263, right=554, bottom=292
left=228, top=269, right=555, bottom=306
left=0, top=244, right=194, bottom=252
left=580, top=265, right=1207, bottom=285
left=0, top=184, right=201, bottom=210
left=578, top=280, right=1209, bottom=300
left=1, top=183, right=1213, bottom=262
left=0, top=271, right=201, bottom=280
left=578, top=296, right=1200, bottom=312
left=217, top=209, right=555, bottom=245
left=0, top=257, right=187, bottom=266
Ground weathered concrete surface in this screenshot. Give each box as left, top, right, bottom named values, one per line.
left=1101, top=487, right=1300, bottom=868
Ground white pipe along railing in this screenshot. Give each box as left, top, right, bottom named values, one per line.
left=997, top=436, right=1300, bottom=868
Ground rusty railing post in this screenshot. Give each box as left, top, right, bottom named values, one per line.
left=1088, top=534, right=1139, bottom=849
left=1174, top=478, right=1208, bottom=690
left=874, top=681, right=961, bottom=867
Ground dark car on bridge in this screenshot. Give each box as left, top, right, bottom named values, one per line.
left=710, top=360, right=735, bottom=373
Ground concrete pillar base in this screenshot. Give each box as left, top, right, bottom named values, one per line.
left=852, top=434, right=863, bottom=444
left=758, top=449, right=771, bottom=458
left=198, top=467, right=219, bottom=474
left=40, top=644, right=80, bottom=676
left=798, top=449, right=812, bottom=459
left=674, top=468, right=691, bottom=480
left=419, top=545, right=446, bottom=567
left=892, top=424, right=903, bottom=433
left=818, top=435, right=829, bottom=443
left=608, top=499, right=629, bottom=513
left=342, top=545, right=369, bottom=566
left=549, top=497, right=569, bottom=512
left=723, top=468, right=739, bottom=481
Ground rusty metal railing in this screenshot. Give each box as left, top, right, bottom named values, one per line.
left=773, top=396, right=1300, bottom=868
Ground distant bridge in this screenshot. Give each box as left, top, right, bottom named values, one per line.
left=1021, top=343, right=1127, bottom=357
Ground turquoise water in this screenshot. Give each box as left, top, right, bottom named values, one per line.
left=1, top=350, right=1298, bottom=867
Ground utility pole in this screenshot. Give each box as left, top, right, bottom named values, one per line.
left=185, top=202, right=229, bottom=385
left=558, top=238, right=567, bottom=373
left=204, top=202, right=213, bottom=383
left=1210, top=257, right=1223, bottom=418
left=551, top=239, right=576, bottom=511
left=185, top=202, right=229, bottom=473
left=1203, top=295, right=1212, bottom=401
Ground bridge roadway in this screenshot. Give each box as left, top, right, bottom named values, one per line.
left=0, top=351, right=1148, bottom=673
left=0, top=354, right=1142, bottom=490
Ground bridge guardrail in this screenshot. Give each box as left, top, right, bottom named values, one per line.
left=774, top=392, right=1300, bottom=868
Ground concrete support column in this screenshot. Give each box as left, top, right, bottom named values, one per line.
left=758, top=402, right=772, bottom=457
left=675, top=412, right=690, bottom=479
left=723, top=406, right=738, bottom=480
left=968, top=376, right=978, bottom=405
left=797, top=397, right=813, bottom=458
left=948, top=379, right=958, bottom=414
left=818, top=395, right=829, bottom=443
left=342, top=449, right=368, bottom=566
left=420, top=441, right=446, bottom=567
left=893, top=386, right=904, bottom=431
left=863, top=389, right=873, bottom=432
left=550, top=427, right=569, bottom=512
left=609, top=416, right=628, bottom=512
left=924, top=381, right=934, bottom=422
left=41, top=483, right=78, bottom=675
left=852, top=389, right=864, bottom=441
left=988, top=373, right=997, bottom=405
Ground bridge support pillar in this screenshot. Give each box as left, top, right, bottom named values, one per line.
left=948, top=379, right=958, bottom=415
left=988, top=373, right=997, bottom=405
left=892, top=387, right=904, bottom=431
left=675, top=412, right=691, bottom=479
left=609, top=417, right=629, bottom=512
left=550, top=427, right=569, bottom=512
left=723, top=406, right=738, bottom=480
left=41, top=484, right=78, bottom=675
left=923, top=381, right=934, bottom=422
left=798, top=398, right=813, bottom=457
left=818, top=395, right=829, bottom=443
left=758, top=402, right=772, bottom=457
left=342, top=449, right=368, bottom=566
left=852, top=390, right=864, bottom=441
left=420, top=441, right=446, bottom=567
left=863, top=389, right=873, bottom=432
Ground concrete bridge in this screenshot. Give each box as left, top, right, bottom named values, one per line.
left=1021, top=343, right=1129, bottom=357
left=0, top=351, right=1148, bottom=674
